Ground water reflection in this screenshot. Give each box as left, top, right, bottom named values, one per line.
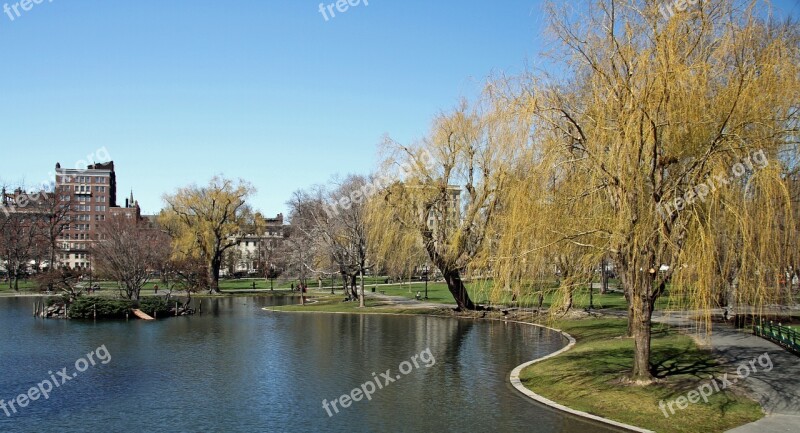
left=0, top=296, right=620, bottom=433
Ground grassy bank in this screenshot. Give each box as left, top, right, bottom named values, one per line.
left=519, top=319, right=763, bottom=433
left=264, top=293, right=443, bottom=315
left=0, top=277, right=703, bottom=312
left=298, top=282, right=688, bottom=311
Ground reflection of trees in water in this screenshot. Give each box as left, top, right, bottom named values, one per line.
left=354, top=316, right=569, bottom=431
left=3, top=296, right=605, bottom=433
left=171, top=303, right=571, bottom=431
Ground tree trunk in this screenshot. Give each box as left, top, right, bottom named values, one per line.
left=562, top=290, right=574, bottom=313
left=12, top=267, right=19, bottom=291
left=300, top=276, right=305, bottom=306
left=630, top=296, right=654, bottom=382
left=48, top=246, right=56, bottom=292
left=209, top=257, right=221, bottom=293
left=359, top=270, right=365, bottom=308
left=626, top=302, right=635, bottom=337
left=623, top=267, right=656, bottom=383
left=443, top=269, right=478, bottom=311
left=623, top=286, right=634, bottom=337
left=349, top=277, right=358, bottom=301
left=130, top=285, right=141, bottom=301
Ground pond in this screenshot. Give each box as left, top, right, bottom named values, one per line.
left=0, top=296, right=620, bottom=432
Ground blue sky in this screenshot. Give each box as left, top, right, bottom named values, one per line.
left=1, top=0, right=797, bottom=215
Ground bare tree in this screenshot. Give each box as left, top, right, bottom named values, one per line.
left=34, top=267, right=86, bottom=301
left=39, top=191, right=71, bottom=274
left=0, top=203, right=42, bottom=290
left=165, top=255, right=209, bottom=303
left=312, top=176, right=374, bottom=306
left=284, top=190, right=332, bottom=305
left=253, top=224, right=285, bottom=289
left=91, top=214, right=170, bottom=300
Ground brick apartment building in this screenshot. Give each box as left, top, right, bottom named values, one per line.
left=55, top=161, right=140, bottom=269
left=1, top=161, right=141, bottom=272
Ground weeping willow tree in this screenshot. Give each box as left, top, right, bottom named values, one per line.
left=673, top=161, right=796, bottom=320
left=158, top=177, right=255, bottom=293
left=366, top=101, right=519, bottom=311
left=482, top=0, right=800, bottom=382
left=480, top=136, right=609, bottom=313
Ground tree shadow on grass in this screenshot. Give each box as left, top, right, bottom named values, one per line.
left=651, top=346, right=719, bottom=381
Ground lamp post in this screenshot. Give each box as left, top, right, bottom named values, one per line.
left=423, top=265, right=429, bottom=300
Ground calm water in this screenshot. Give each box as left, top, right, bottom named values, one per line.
left=0, top=296, right=618, bottom=432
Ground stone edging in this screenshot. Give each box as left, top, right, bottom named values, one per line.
left=508, top=322, right=655, bottom=433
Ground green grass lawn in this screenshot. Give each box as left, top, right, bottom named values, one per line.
left=0, top=280, right=39, bottom=292
left=266, top=293, right=441, bottom=315
left=370, top=281, right=659, bottom=310
left=26, top=278, right=689, bottom=312
left=215, top=276, right=389, bottom=292
left=520, top=319, right=763, bottom=433
left=1, top=276, right=777, bottom=318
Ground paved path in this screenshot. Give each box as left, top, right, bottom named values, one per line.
left=652, top=312, right=800, bottom=433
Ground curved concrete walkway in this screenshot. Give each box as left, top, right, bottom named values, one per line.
left=653, top=313, right=800, bottom=433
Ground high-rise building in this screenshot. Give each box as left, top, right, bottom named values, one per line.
left=55, top=161, right=140, bottom=269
